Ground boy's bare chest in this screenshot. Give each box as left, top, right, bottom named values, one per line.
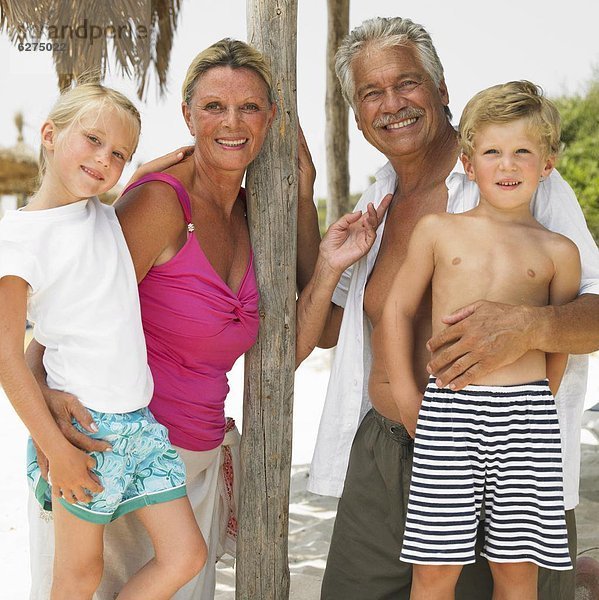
left=434, top=225, right=556, bottom=307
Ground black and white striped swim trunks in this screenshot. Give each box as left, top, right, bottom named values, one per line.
left=400, top=378, right=572, bottom=571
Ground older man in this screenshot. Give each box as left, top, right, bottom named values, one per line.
left=295, top=16, right=599, bottom=600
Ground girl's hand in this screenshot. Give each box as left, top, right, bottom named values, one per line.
left=125, top=146, right=194, bottom=188
left=298, top=126, right=316, bottom=204
left=319, top=194, right=392, bottom=275
left=48, top=444, right=103, bottom=504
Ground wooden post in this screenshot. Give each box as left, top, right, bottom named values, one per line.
left=237, top=2, right=298, bottom=599
left=325, top=0, right=350, bottom=226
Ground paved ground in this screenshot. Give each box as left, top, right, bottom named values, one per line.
left=578, top=407, right=599, bottom=561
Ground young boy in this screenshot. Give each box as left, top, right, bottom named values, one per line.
left=377, top=80, right=580, bottom=600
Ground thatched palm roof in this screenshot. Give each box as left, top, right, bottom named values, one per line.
left=0, top=0, right=182, bottom=99
left=0, top=113, right=38, bottom=196
left=0, top=143, right=38, bottom=195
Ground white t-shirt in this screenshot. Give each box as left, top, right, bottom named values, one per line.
left=0, top=197, right=153, bottom=413
left=308, top=161, right=599, bottom=511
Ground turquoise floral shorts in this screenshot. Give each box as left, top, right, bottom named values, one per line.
left=27, top=407, right=187, bottom=524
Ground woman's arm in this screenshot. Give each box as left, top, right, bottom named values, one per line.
left=296, top=127, right=321, bottom=293
left=295, top=256, right=345, bottom=366
left=295, top=196, right=392, bottom=367
left=123, top=146, right=194, bottom=190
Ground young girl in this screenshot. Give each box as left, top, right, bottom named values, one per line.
left=0, top=84, right=206, bottom=599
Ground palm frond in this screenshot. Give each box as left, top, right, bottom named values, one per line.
left=0, top=0, right=182, bottom=99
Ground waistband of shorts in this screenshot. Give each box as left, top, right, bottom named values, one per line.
left=72, top=406, right=156, bottom=431
left=425, top=376, right=551, bottom=395
left=370, top=407, right=413, bottom=445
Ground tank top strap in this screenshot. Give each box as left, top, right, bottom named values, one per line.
left=122, top=172, right=193, bottom=226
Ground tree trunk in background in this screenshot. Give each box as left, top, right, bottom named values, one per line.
left=237, top=1, right=298, bottom=599
left=325, top=0, right=350, bottom=226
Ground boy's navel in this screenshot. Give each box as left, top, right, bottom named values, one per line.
left=452, top=257, right=461, bottom=265
left=527, top=269, right=536, bottom=278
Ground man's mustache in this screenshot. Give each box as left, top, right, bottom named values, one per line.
left=374, top=108, right=425, bottom=128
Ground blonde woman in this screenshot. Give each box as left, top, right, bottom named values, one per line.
left=27, top=39, right=388, bottom=599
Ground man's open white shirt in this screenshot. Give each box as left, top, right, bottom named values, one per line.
left=308, top=160, right=599, bottom=511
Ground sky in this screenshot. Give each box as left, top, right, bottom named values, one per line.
left=1, top=0, right=598, bottom=198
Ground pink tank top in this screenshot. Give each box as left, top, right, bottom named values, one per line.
left=123, top=173, right=259, bottom=450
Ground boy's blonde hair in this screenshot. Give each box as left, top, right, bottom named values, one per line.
left=40, top=83, right=141, bottom=178
left=459, top=80, right=561, bottom=158
left=182, top=38, right=275, bottom=106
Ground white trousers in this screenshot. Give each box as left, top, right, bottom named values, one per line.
left=28, top=426, right=241, bottom=600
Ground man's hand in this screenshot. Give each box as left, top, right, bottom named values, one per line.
left=319, top=195, right=392, bottom=275
left=426, top=300, right=533, bottom=390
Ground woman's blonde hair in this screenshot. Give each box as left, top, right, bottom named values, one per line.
left=181, top=38, right=275, bottom=106
left=39, top=83, right=141, bottom=178
left=459, top=80, right=561, bottom=158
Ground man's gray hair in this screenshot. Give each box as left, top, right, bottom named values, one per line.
left=335, top=16, right=446, bottom=110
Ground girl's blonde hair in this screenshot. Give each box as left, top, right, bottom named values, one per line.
left=39, top=83, right=141, bottom=178
left=181, top=38, right=275, bottom=106
left=459, top=80, right=561, bottom=158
